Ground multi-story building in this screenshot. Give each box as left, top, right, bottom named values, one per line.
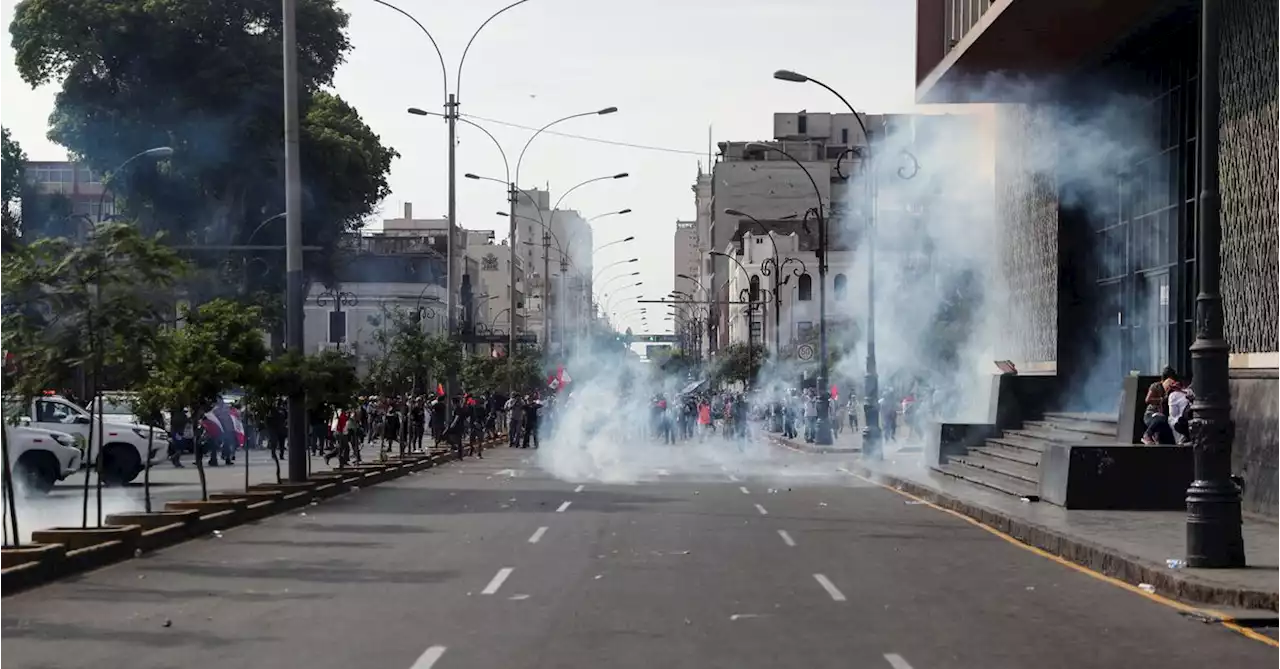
left=22, top=161, right=114, bottom=236
left=513, top=187, right=594, bottom=351
left=465, top=229, right=527, bottom=348
left=915, top=0, right=1278, bottom=515
left=703, top=112, right=879, bottom=353
left=672, top=220, right=700, bottom=340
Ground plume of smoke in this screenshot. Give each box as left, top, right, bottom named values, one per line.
left=12, top=479, right=141, bottom=542
left=825, top=76, right=1156, bottom=440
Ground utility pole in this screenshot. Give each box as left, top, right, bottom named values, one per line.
left=445, top=92, right=459, bottom=414
left=507, top=183, right=518, bottom=395
left=282, top=0, right=306, bottom=482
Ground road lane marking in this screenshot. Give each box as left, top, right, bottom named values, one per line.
left=656, top=468, right=670, bottom=476
left=813, top=574, right=846, bottom=602
left=482, top=567, right=514, bottom=595
left=844, top=470, right=1280, bottom=650
left=777, top=529, right=796, bottom=547
left=739, top=486, right=751, bottom=495
left=409, top=645, right=447, bottom=668
left=754, top=503, right=768, bottom=516
left=574, top=484, right=584, bottom=493
left=528, top=526, right=548, bottom=544
left=556, top=501, right=572, bottom=513
left=883, top=654, right=914, bottom=669
left=727, top=474, right=740, bottom=482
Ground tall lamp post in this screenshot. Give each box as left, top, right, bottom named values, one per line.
left=709, top=251, right=764, bottom=350
left=773, top=68, right=919, bottom=456
left=1184, top=1, right=1244, bottom=568
left=722, top=209, right=808, bottom=356
left=729, top=142, right=832, bottom=445
left=371, top=0, right=534, bottom=353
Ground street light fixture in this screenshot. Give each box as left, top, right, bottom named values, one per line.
left=772, top=67, right=918, bottom=454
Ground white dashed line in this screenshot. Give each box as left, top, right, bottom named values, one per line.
left=574, top=484, right=585, bottom=493
left=813, top=574, right=847, bottom=601
left=481, top=568, right=514, bottom=595
left=409, top=645, right=447, bottom=668
left=726, top=474, right=740, bottom=482
left=739, top=486, right=751, bottom=495
left=556, top=501, right=572, bottom=513
left=777, top=530, right=796, bottom=547
left=883, top=653, right=915, bottom=669
left=754, top=503, right=769, bottom=516
left=528, top=526, right=548, bottom=544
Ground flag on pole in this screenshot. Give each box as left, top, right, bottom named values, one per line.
left=436, top=383, right=445, bottom=396
left=830, top=385, right=839, bottom=401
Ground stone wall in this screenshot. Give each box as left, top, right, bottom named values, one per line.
left=1229, top=371, right=1278, bottom=517
left=1220, top=0, right=1279, bottom=355
left=993, top=104, right=1059, bottom=364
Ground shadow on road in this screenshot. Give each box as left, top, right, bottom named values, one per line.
left=352, top=487, right=672, bottom=515
left=49, top=582, right=333, bottom=604
left=142, top=559, right=460, bottom=585
left=3, top=619, right=272, bottom=649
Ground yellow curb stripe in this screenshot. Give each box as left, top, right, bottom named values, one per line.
left=849, top=471, right=1278, bottom=648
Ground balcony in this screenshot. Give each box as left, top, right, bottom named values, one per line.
left=915, top=0, right=1185, bottom=103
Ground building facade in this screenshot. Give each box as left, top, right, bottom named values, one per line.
left=514, top=187, right=594, bottom=351
left=916, top=0, right=1278, bottom=514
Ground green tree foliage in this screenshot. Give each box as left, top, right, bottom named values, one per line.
left=9, top=0, right=398, bottom=285
left=1, top=128, right=27, bottom=249
left=461, top=350, right=543, bottom=395
left=712, top=342, right=768, bottom=388
left=367, top=309, right=461, bottom=396
left=1, top=221, right=185, bottom=401
left=142, top=298, right=268, bottom=499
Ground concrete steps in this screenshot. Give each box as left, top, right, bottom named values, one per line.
left=934, top=412, right=1122, bottom=504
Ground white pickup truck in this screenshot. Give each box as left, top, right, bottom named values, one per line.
left=5, top=424, right=83, bottom=493
left=4, top=395, right=169, bottom=485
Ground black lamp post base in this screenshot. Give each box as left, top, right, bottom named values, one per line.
left=1185, top=479, right=1246, bottom=568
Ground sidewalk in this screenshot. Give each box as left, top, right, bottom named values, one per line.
left=770, top=430, right=1279, bottom=613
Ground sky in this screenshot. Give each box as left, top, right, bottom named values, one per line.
left=0, top=0, right=917, bottom=336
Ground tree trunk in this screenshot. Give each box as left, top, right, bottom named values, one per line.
left=192, top=409, right=208, bottom=501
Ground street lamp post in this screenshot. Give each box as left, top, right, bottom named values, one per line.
left=709, top=250, right=763, bottom=351
left=722, top=209, right=807, bottom=356
left=1184, top=0, right=1244, bottom=568
left=773, top=68, right=919, bottom=456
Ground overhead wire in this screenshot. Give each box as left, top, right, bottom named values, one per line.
left=461, top=113, right=706, bottom=156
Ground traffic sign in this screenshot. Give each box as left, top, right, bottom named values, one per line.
left=797, top=344, right=815, bottom=361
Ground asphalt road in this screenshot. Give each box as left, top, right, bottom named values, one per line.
left=3, top=443, right=1275, bottom=668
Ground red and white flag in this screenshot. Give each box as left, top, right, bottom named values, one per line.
left=548, top=366, right=572, bottom=392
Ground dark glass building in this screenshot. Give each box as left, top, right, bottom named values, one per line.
left=916, top=0, right=1277, bottom=514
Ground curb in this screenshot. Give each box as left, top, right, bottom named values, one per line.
left=770, top=437, right=1278, bottom=612
left=1, top=438, right=504, bottom=597
left=852, top=461, right=1278, bottom=612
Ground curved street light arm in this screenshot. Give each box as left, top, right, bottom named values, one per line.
left=456, top=0, right=532, bottom=103
left=599, top=271, right=639, bottom=293
left=368, top=0, right=447, bottom=103
left=514, top=111, right=606, bottom=187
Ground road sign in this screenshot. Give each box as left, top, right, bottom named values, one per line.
left=624, top=334, right=679, bottom=343
left=797, top=344, right=815, bottom=361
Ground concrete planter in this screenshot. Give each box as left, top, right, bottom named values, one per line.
left=31, top=525, right=143, bottom=552
left=1, top=542, right=66, bottom=568
left=210, top=490, right=284, bottom=503
left=106, top=510, right=200, bottom=531
left=165, top=499, right=247, bottom=515
left=106, top=510, right=201, bottom=551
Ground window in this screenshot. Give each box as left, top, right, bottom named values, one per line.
left=749, top=275, right=761, bottom=301
left=797, top=321, right=814, bottom=342
left=834, top=273, right=848, bottom=300
left=797, top=114, right=807, bottom=135
left=841, top=128, right=849, bottom=145
left=798, top=273, right=813, bottom=301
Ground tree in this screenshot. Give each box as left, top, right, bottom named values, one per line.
left=144, top=299, right=268, bottom=500
left=368, top=309, right=461, bottom=397
left=2, top=127, right=27, bottom=250
left=713, top=342, right=768, bottom=389
left=9, top=0, right=398, bottom=287
left=461, top=350, right=542, bottom=395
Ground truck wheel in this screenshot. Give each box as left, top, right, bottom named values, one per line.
left=15, top=452, right=59, bottom=494
left=100, top=444, right=142, bottom=485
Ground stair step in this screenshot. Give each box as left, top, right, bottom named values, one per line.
left=975, top=441, right=1042, bottom=466
left=934, top=461, right=1040, bottom=500
left=986, top=435, right=1048, bottom=454
left=1043, top=411, right=1119, bottom=424
left=1026, top=417, right=1118, bottom=438
left=952, top=452, right=1039, bottom=484
left=1004, top=428, right=1113, bottom=445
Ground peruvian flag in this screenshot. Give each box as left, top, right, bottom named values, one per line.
left=548, top=366, right=572, bottom=392
left=437, top=383, right=445, bottom=396
left=228, top=406, right=246, bottom=448
left=830, top=385, right=839, bottom=401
